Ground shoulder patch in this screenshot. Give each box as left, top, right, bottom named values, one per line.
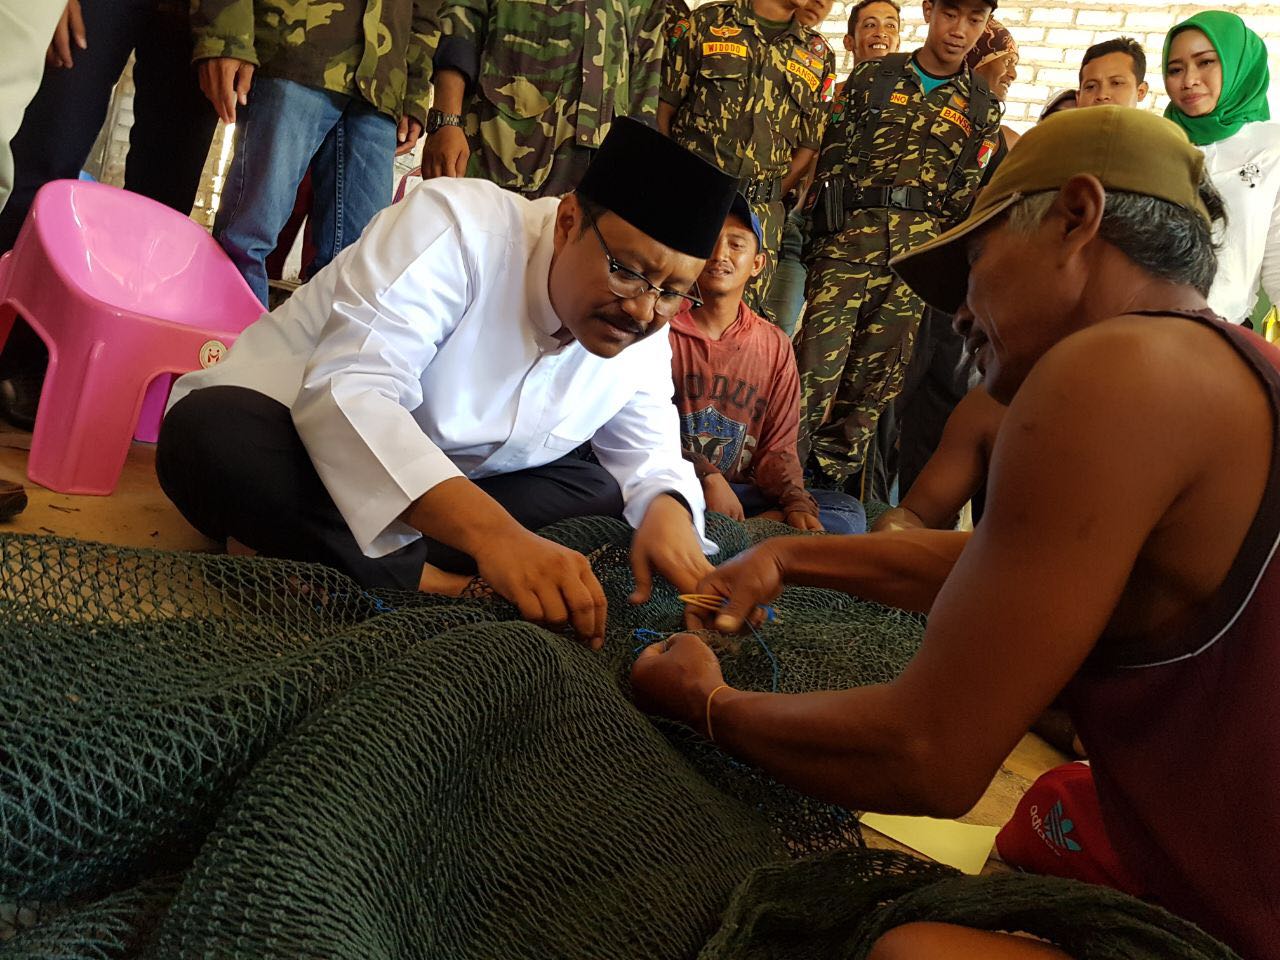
left=821, top=74, right=836, bottom=103
left=807, top=32, right=830, bottom=56
left=787, top=59, right=820, bottom=92
left=977, top=139, right=998, bottom=168
left=709, top=24, right=742, bottom=38
left=670, top=17, right=691, bottom=41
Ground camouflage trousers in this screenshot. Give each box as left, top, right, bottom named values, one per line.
left=795, top=258, right=923, bottom=480
left=466, top=129, right=594, bottom=199
left=744, top=197, right=784, bottom=321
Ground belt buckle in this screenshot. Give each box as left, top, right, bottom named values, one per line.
left=889, top=186, right=910, bottom=208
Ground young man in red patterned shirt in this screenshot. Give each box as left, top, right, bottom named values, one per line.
left=669, top=195, right=865, bottom=532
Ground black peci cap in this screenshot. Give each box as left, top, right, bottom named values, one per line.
left=576, top=117, right=738, bottom=260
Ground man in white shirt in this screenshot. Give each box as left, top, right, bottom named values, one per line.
left=158, top=117, right=736, bottom=646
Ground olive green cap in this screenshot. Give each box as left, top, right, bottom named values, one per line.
left=889, top=106, right=1211, bottom=313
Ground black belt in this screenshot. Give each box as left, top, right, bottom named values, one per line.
left=843, top=185, right=939, bottom=213
left=736, top=177, right=783, bottom=205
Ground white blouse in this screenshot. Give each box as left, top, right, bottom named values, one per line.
left=170, top=178, right=707, bottom=559
left=1202, top=120, right=1280, bottom=325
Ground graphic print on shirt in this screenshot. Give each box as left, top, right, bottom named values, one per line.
left=681, top=405, right=757, bottom=474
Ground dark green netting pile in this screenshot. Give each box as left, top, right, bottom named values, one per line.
left=0, top=520, right=1235, bottom=959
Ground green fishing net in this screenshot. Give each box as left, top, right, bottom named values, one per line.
left=0, top=521, right=1236, bottom=959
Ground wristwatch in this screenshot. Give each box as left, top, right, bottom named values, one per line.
left=426, top=108, right=463, bottom=134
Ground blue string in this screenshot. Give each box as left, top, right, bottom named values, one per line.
left=632, top=617, right=779, bottom=693
left=744, top=618, right=780, bottom=693
left=632, top=628, right=666, bottom=654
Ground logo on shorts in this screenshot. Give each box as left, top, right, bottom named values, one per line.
left=198, top=340, right=228, bottom=368
left=1030, top=801, right=1083, bottom=856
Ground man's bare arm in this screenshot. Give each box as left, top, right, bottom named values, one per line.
left=657, top=99, right=676, bottom=136
left=402, top=478, right=607, bottom=643
left=781, top=148, right=817, bottom=198
left=637, top=325, right=1204, bottom=814
left=421, top=68, right=468, bottom=178
left=873, top=387, right=1005, bottom=531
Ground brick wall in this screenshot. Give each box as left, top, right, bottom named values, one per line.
left=783, top=1, right=1280, bottom=131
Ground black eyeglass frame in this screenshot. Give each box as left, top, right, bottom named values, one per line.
left=588, top=218, right=703, bottom=315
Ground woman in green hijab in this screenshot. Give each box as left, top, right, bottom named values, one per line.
left=1164, top=10, right=1279, bottom=327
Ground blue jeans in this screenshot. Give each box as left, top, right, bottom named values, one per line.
left=215, top=75, right=396, bottom=305
left=730, top=482, right=866, bottom=534
left=763, top=210, right=808, bottom=338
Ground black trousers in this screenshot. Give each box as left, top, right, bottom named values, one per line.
left=157, top=387, right=626, bottom=590
left=894, top=307, right=973, bottom=500
left=0, top=0, right=218, bottom=375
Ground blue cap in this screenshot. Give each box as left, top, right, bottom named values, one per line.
left=728, top=193, right=765, bottom=250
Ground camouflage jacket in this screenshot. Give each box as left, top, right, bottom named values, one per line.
left=434, top=0, right=664, bottom=194
left=662, top=0, right=836, bottom=184
left=189, top=0, right=438, bottom=124
left=662, top=0, right=691, bottom=45
left=805, top=53, right=1003, bottom=266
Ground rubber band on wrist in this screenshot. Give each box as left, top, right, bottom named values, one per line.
left=705, top=684, right=730, bottom=742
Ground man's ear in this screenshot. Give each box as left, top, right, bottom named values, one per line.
left=1136, top=81, right=1149, bottom=103
left=554, top=193, right=581, bottom=251
left=843, top=33, right=855, bottom=53
left=1052, top=174, right=1106, bottom=261
left=751, top=250, right=768, bottom=279
left=921, top=0, right=934, bottom=24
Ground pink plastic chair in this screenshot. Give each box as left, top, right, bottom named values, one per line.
left=0, top=180, right=263, bottom=495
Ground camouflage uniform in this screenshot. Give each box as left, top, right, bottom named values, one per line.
left=662, top=0, right=692, bottom=44
left=796, top=53, right=1001, bottom=484
left=434, top=0, right=664, bottom=197
left=190, top=0, right=436, bottom=125
left=662, top=0, right=835, bottom=316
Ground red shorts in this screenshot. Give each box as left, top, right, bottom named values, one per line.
left=996, top=761, right=1141, bottom=895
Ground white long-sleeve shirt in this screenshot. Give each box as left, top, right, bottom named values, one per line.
left=170, top=178, right=708, bottom=559
left=1202, top=120, right=1280, bottom=325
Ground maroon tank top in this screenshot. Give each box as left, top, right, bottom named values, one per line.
left=1065, top=310, right=1280, bottom=959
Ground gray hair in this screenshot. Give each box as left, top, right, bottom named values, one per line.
left=1005, top=177, right=1226, bottom=296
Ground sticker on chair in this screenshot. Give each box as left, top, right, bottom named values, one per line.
left=199, top=340, right=228, bottom=367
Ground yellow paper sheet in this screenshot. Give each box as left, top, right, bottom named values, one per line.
left=860, top=813, right=999, bottom=875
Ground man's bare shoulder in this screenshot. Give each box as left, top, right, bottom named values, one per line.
left=1002, top=312, right=1269, bottom=489
left=1024, top=313, right=1255, bottom=413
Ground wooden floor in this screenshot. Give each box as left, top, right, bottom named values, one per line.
left=0, top=423, right=1064, bottom=873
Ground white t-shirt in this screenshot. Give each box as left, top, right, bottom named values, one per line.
left=1202, top=120, right=1280, bottom=325
left=170, top=178, right=707, bottom=559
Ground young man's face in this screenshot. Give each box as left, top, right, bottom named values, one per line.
left=1164, top=29, right=1223, bottom=118
left=922, top=0, right=991, bottom=73
left=794, top=0, right=835, bottom=29
left=1077, top=52, right=1148, bottom=108
left=695, top=217, right=766, bottom=300
left=549, top=197, right=704, bottom=358
left=843, top=2, right=902, bottom=62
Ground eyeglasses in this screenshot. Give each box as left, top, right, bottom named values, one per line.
left=589, top=219, right=702, bottom=317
